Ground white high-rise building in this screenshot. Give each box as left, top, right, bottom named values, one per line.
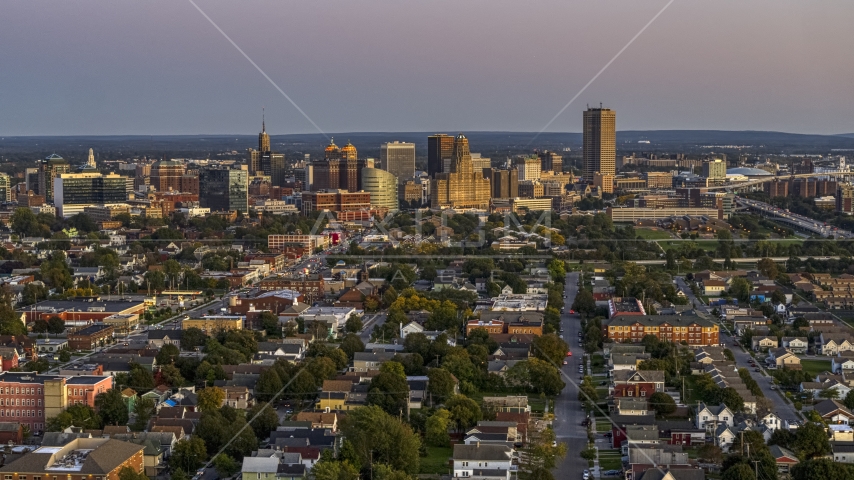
left=86, top=148, right=96, bottom=169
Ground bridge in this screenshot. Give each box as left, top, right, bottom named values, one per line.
left=567, top=256, right=842, bottom=266
left=705, top=170, right=852, bottom=191
left=734, top=197, right=854, bottom=238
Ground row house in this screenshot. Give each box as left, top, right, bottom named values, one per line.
left=820, top=333, right=854, bottom=356
left=833, top=352, right=854, bottom=374
left=752, top=336, right=778, bottom=352
left=781, top=337, right=808, bottom=354
left=603, top=315, right=719, bottom=346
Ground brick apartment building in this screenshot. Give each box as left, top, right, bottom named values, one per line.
left=68, top=324, right=115, bottom=350
left=0, top=437, right=144, bottom=480
left=603, top=315, right=719, bottom=346
left=0, top=372, right=112, bottom=433
left=259, top=274, right=325, bottom=304
left=467, top=312, right=545, bottom=336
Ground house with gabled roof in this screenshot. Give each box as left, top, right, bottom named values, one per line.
left=452, top=443, right=513, bottom=480
left=612, top=370, right=665, bottom=398
left=695, top=403, right=734, bottom=431
left=813, top=399, right=854, bottom=424
left=767, top=347, right=801, bottom=370
left=769, top=445, right=799, bottom=474
left=781, top=337, right=808, bottom=354
left=820, top=333, right=854, bottom=356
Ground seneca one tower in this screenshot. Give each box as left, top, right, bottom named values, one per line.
left=583, top=106, right=616, bottom=181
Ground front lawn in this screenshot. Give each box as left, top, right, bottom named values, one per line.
left=598, top=450, right=623, bottom=471
left=419, top=446, right=452, bottom=475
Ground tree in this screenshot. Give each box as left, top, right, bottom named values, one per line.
left=819, top=386, right=841, bottom=400
left=159, top=364, right=185, bottom=387
left=729, top=277, right=752, bottom=303
left=771, top=289, right=787, bottom=305
left=532, top=334, right=569, bottom=366
left=255, top=368, right=283, bottom=402
left=649, top=392, right=676, bottom=416
left=247, top=402, right=280, bottom=440
left=757, top=258, right=779, bottom=280
left=312, top=459, right=360, bottom=480
left=572, top=289, right=596, bottom=318
left=445, top=395, right=482, bottom=433
left=46, top=404, right=100, bottom=431
left=792, top=458, right=854, bottom=480
left=197, top=387, right=225, bottom=412
left=427, top=368, right=457, bottom=404
left=47, top=316, right=66, bottom=334
left=131, top=396, right=156, bottom=432
left=339, top=405, right=422, bottom=474
left=697, top=444, right=723, bottom=464
left=367, top=361, right=409, bottom=416
left=259, top=311, right=281, bottom=337
left=718, top=387, right=744, bottom=412
left=170, top=437, right=208, bottom=474
left=722, top=463, right=756, bottom=480
left=154, top=344, right=181, bottom=365
left=425, top=408, right=452, bottom=447
left=844, top=389, right=854, bottom=410
left=118, top=466, right=149, bottom=480
left=793, top=421, right=831, bottom=460
left=181, top=327, right=208, bottom=351
left=578, top=376, right=598, bottom=404
left=95, top=389, right=129, bottom=426
left=339, top=333, right=365, bottom=360
left=527, top=359, right=566, bottom=396
left=213, top=454, right=240, bottom=478
left=344, top=316, right=363, bottom=333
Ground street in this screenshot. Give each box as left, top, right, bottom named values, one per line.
left=675, top=277, right=799, bottom=423
left=553, top=271, right=592, bottom=480
left=360, top=313, right=387, bottom=343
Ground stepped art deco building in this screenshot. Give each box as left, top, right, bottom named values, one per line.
left=431, top=134, right=491, bottom=209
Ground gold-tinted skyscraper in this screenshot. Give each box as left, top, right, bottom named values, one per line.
left=431, top=134, right=491, bottom=209
left=583, top=106, right=616, bottom=181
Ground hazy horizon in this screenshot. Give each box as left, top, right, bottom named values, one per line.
left=2, top=1, right=853, bottom=136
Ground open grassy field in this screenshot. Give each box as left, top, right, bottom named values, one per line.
left=800, top=359, right=832, bottom=377
left=635, top=228, right=673, bottom=240
left=419, top=446, right=452, bottom=475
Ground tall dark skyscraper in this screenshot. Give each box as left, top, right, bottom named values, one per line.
left=200, top=165, right=249, bottom=213
left=583, top=106, right=616, bottom=181
left=427, top=134, right=454, bottom=178
left=380, top=141, right=415, bottom=181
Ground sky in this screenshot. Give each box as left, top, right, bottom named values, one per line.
left=1, top=0, right=853, bottom=136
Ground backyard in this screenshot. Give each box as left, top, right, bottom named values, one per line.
left=419, top=446, right=452, bottom=475
left=800, top=359, right=832, bottom=378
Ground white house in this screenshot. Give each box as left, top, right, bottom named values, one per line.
left=715, top=424, right=736, bottom=452
left=833, top=356, right=854, bottom=375
left=452, top=443, right=513, bottom=480
left=696, top=403, right=735, bottom=431
left=781, top=337, right=808, bottom=354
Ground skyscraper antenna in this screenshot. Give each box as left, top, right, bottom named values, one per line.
left=262, top=107, right=265, bottom=132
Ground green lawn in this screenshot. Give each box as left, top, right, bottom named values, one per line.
left=635, top=228, right=673, bottom=240
left=800, top=359, right=832, bottom=377
left=658, top=239, right=719, bottom=253
left=598, top=451, right=623, bottom=471
left=683, top=375, right=705, bottom=405
left=596, top=419, right=613, bottom=433
left=419, top=446, right=452, bottom=475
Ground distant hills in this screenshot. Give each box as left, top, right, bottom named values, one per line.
left=2, top=130, right=854, bottom=161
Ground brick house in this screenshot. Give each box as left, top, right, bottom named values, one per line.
left=612, top=370, right=665, bottom=398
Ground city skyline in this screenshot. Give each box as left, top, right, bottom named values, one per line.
left=1, top=1, right=853, bottom=136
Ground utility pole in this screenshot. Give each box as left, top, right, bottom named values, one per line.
left=752, top=460, right=759, bottom=480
